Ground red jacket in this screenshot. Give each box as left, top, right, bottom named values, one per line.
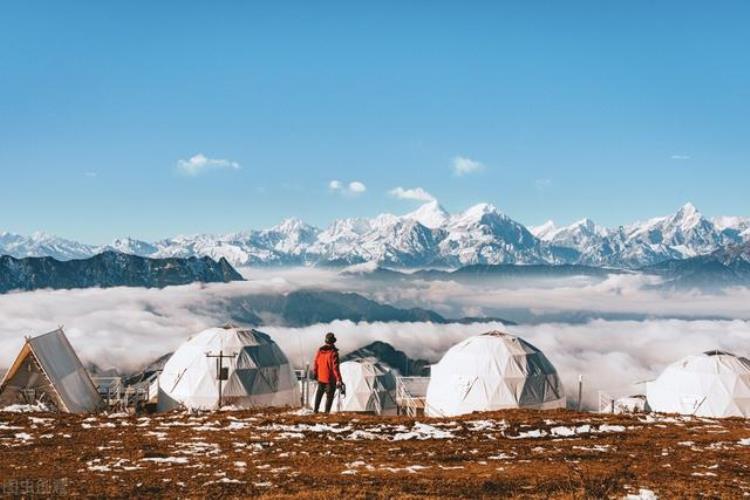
left=314, top=345, right=342, bottom=384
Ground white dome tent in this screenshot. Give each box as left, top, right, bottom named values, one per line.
left=425, top=331, right=565, bottom=417
left=646, top=350, right=750, bottom=418
left=334, top=358, right=397, bottom=415
left=157, top=326, right=299, bottom=411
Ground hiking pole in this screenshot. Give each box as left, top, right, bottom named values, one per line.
left=336, top=383, right=346, bottom=413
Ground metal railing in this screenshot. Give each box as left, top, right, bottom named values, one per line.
left=395, top=376, right=430, bottom=417
left=93, top=376, right=154, bottom=413
left=597, top=390, right=649, bottom=414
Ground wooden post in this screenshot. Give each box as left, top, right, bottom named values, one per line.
left=577, top=374, right=583, bottom=411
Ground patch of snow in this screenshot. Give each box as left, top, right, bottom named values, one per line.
left=141, top=456, right=189, bottom=464
left=1, top=402, right=51, bottom=412
left=598, top=424, right=626, bottom=433
left=550, top=426, right=577, bottom=437
left=625, top=488, right=659, bottom=500
left=509, top=429, right=548, bottom=439
left=392, top=422, right=454, bottom=441
left=346, top=430, right=380, bottom=440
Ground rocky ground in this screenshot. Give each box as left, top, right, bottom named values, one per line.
left=1, top=408, right=749, bottom=498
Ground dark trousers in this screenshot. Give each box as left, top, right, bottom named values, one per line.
left=313, top=381, right=336, bottom=413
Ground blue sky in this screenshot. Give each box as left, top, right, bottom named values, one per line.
left=1, top=2, right=748, bottom=243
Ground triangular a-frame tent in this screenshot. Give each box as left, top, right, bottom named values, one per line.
left=0, top=328, right=102, bottom=413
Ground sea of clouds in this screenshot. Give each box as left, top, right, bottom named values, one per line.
left=1, top=267, right=749, bottom=408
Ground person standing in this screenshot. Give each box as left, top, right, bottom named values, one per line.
left=312, top=332, right=342, bottom=413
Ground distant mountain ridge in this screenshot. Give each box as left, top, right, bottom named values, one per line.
left=642, top=242, right=750, bottom=289
left=342, top=341, right=431, bottom=376
left=226, top=290, right=514, bottom=327
left=0, top=251, right=243, bottom=293
left=2, top=202, right=748, bottom=269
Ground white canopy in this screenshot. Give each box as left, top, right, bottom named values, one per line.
left=425, top=331, right=565, bottom=417
left=157, top=326, right=299, bottom=411
left=334, top=358, right=397, bottom=415
left=646, top=350, right=750, bottom=418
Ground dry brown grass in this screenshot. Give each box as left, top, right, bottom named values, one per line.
left=1, top=408, right=749, bottom=498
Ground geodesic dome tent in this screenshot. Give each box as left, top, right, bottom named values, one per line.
left=333, top=358, right=397, bottom=415
left=646, top=350, right=750, bottom=418
left=157, top=326, right=299, bottom=411
left=425, top=331, right=565, bottom=417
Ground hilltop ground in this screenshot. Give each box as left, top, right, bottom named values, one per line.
left=1, top=408, right=749, bottom=498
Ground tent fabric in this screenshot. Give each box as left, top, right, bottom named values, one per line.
left=158, top=326, right=300, bottom=411
left=333, top=358, right=397, bottom=415
left=646, top=350, right=750, bottom=418
left=0, top=328, right=101, bottom=413
left=425, top=331, right=566, bottom=417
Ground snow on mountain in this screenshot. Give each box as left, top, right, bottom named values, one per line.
left=613, top=202, right=730, bottom=266
left=534, top=218, right=615, bottom=266
left=403, top=200, right=450, bottom=229
left=2, top=202, right=747, bottom=269
left=713, top=215, right=750, bottom=241
left=101, top=237, right=158, bottom=256
left=257, top=218, right=320, bottom=255
left=530, top=221, right=558, bottom=240
left=436, top=203, right=543, bottom=266
left=0, top=231, right=95, bottom=260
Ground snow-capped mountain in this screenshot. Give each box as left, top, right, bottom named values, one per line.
left=529, top=203, right=746, bottom=267
left=0, top=231, right=95, bottom=260
left=713, top=215, right=750, bottom=241
left=404, top=200, right=450, bottom=229
left=436, top=203, right=543, bottom=266
left=2, top=202, right=748, bottom=269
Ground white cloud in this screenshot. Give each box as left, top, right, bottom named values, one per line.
left=177, top=153, right=241, bottom=176
left=84, top=172, right=97, bottom=178
left=388, top=186, right=436, bottom=202
left=670, top=154, right=691, bottom=160
left=1, top=269, right=750, bottom=410
left=329, top=180, right=367, bottom=197
left=452, top=156, right=486, bottom=176
left=348, top=181, right=367, bottom=193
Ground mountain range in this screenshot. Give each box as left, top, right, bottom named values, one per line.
left=225, top=290, right=515, bottom=327
left=643, top=241, right=750, bottom=289
left=2, top=202, right=748, bottom=269
left=0, top=251, right=243, bottom=293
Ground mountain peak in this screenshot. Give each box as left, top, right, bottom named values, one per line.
left=272, top=217, right=315, bottom=233
left=672, top=202, right=704, bottom=231
left=531, top=220, right=557, bottom=240
left=404, top=201, right=449, bottom=229
left=571, top=218, right=598, bottom=231
left=462, top=202, right=499, bottom=219
left=678, top=202, right=699, bottom=216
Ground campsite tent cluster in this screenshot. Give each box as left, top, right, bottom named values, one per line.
left=1, top=327, right=750, bottom=419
